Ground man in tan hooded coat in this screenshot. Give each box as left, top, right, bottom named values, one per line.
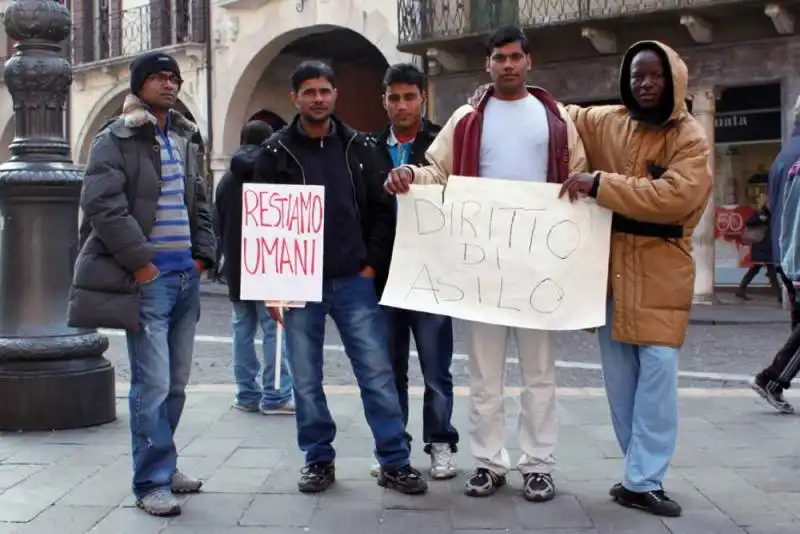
left=560, top=41, right=712, bottom=518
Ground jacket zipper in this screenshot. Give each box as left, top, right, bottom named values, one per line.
left=344, top=132, right=361, bottom=221
left=277, top=140, right=307, bottom=185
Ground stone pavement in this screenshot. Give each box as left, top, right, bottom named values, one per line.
left=1, top=387, right=799, bottom=534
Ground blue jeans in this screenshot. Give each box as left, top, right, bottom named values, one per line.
left=284, top=275, right=409, bottom=469
left=125, top=269, right=200, bottom=499
left=384, top=307, right=459, bottom=449
left=597, top=299, right=680, bottom=493
left=231, top=301, right=293, bottom=409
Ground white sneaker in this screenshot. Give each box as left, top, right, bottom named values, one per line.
left=429, top=443, right=457, bottom=480
left=370, top=458, right=380, bottom=478
left=260, top=400, right=296, bottom=415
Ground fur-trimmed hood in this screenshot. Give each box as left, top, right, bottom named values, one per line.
left=104, top=94, right=198, bottom=139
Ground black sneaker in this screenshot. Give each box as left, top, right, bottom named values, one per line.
left=610, top=483, right=682, bottom=517
left=298, top=462, right=335, bottom=493
left=522, top=472, right=556, bottom=502
left=377, top=465, right=428, bottom=494
left=750, top=376, right=795, bottom=414
left=464, top=467, right=506, bottom=497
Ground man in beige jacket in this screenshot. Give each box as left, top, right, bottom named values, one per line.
left=385, top=25, right=586, bottom=503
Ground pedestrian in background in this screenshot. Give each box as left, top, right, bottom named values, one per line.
left=216, top=120, right=295, bottom=415
left=736, top=202, right=780, bottom=302
left=68, top=51, right=216, bottom=517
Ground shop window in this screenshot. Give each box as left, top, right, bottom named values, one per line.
left=713, top=83, right=782, bottom=284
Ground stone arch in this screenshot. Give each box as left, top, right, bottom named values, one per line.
left=74, top=82, right=205, bottom=164
left=219, top=6, right=408, bottom=155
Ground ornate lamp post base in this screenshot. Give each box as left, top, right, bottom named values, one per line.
left=0, top=337, right=115, bottom=431
left=0, top=162, right=117, bottom=431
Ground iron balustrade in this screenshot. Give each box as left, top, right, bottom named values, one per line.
left=71, top=0, right=207, bottom=66
left=398, top=0, right=756, bottom=44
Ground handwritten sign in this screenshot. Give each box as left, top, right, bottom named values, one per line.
left=380, top=177, right=612, bottom=330
left=240, top=183, right=325, bottom=302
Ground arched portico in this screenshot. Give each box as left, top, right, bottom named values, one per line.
left=217, top=4, right=409, bottom=156
left=74, top=82, right=204, bottom=164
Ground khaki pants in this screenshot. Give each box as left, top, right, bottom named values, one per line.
left=468, top=322, right=557, bottom=476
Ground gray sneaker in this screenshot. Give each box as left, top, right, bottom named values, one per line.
left=136, top=488, right=181, bottom=517
left=260, top=400, right=296, bottom=415
left=171, top=470, right=203, bottom=494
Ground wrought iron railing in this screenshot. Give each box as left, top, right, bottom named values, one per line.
left=71, top=0, right=207, bottom=66
left=398, top=0, right=755, bottom=44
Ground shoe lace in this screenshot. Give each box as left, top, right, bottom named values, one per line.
left=393, top=465, right=422, bottom=480
left=301, top=463, right=328, bottom=476
left=651, top=490, right=672, bottom=503
left=432, top=445, right=454, bottom=466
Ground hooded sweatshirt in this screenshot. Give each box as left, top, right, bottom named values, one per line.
left=215, top=144, right=262, bottom=301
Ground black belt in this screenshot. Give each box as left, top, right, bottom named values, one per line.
left=612, top=214, right=684, bottom=239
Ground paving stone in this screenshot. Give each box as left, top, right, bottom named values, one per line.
left=203, top=467, right=271, bottom=494
left=86, top=507, right=169, bottom=533
left=0, top=466, right=43, bottom=492
left=450, top=488, right=521, bottom=530
left=379, top=509, right=450, bottom=533
left=57, top=457, right=131, bottom=507
left=662, top=508, right=748, bottom=534
left=180, top=438, right=242, bottom=459
left=239, top=493, right=317, bottom=527
left=517, top=494, right=593, bottom=530
left=4, top=445, right=85, bottom=466
left=0, top=464, right=99, bottom=522
left=221, top=448, right=284, bottom=470
left=309, top=504, right=382, bottom=533
left=169, top=493, right=253, bottom=527
left=12, top=505, right=111, bottom=534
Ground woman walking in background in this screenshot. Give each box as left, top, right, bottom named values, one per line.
left=736, top=202, right=781, bottom=303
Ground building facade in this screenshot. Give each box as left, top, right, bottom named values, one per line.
left=66, top=0, right=412, bottom=188
left=398, top=0, right=800, bottom=295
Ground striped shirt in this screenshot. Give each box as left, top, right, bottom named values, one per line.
left=150, top=121, right=194, bottom=273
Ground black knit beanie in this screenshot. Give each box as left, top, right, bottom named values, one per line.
left=129, top=52, right=181, bottom=96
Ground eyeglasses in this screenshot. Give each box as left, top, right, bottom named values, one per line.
left=149, top=72, right=183, bottom=86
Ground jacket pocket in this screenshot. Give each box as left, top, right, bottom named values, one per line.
left=637, top=237, right=694, bottom=312
left=73, top=250, right=137, bottom=294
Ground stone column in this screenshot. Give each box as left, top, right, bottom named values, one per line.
left=0, top=0, right=115, bottom=430
left=690, top=86, right=717, bottom=304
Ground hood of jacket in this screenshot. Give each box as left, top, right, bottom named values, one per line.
left=619, top=40, right=688, bottom=127
left=105, top=94, right=199, bottom=139
left=230, top=144, right=261, bottom=183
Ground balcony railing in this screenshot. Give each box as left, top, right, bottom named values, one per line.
left=398, top=0, right=754, bottom=45
left=72, top=1, right=207, bottom=67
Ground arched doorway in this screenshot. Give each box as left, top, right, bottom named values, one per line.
left=249, top=109, right=288, bottom=131
left=220, top=23, right=404, bottom=156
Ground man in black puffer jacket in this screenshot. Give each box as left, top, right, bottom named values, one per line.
left=216, top=120, right=295, bottom=416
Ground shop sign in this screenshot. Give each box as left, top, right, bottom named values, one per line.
left=714, top=205, right=757, bottom=268
left=715, top=110, right=781, bottom=143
